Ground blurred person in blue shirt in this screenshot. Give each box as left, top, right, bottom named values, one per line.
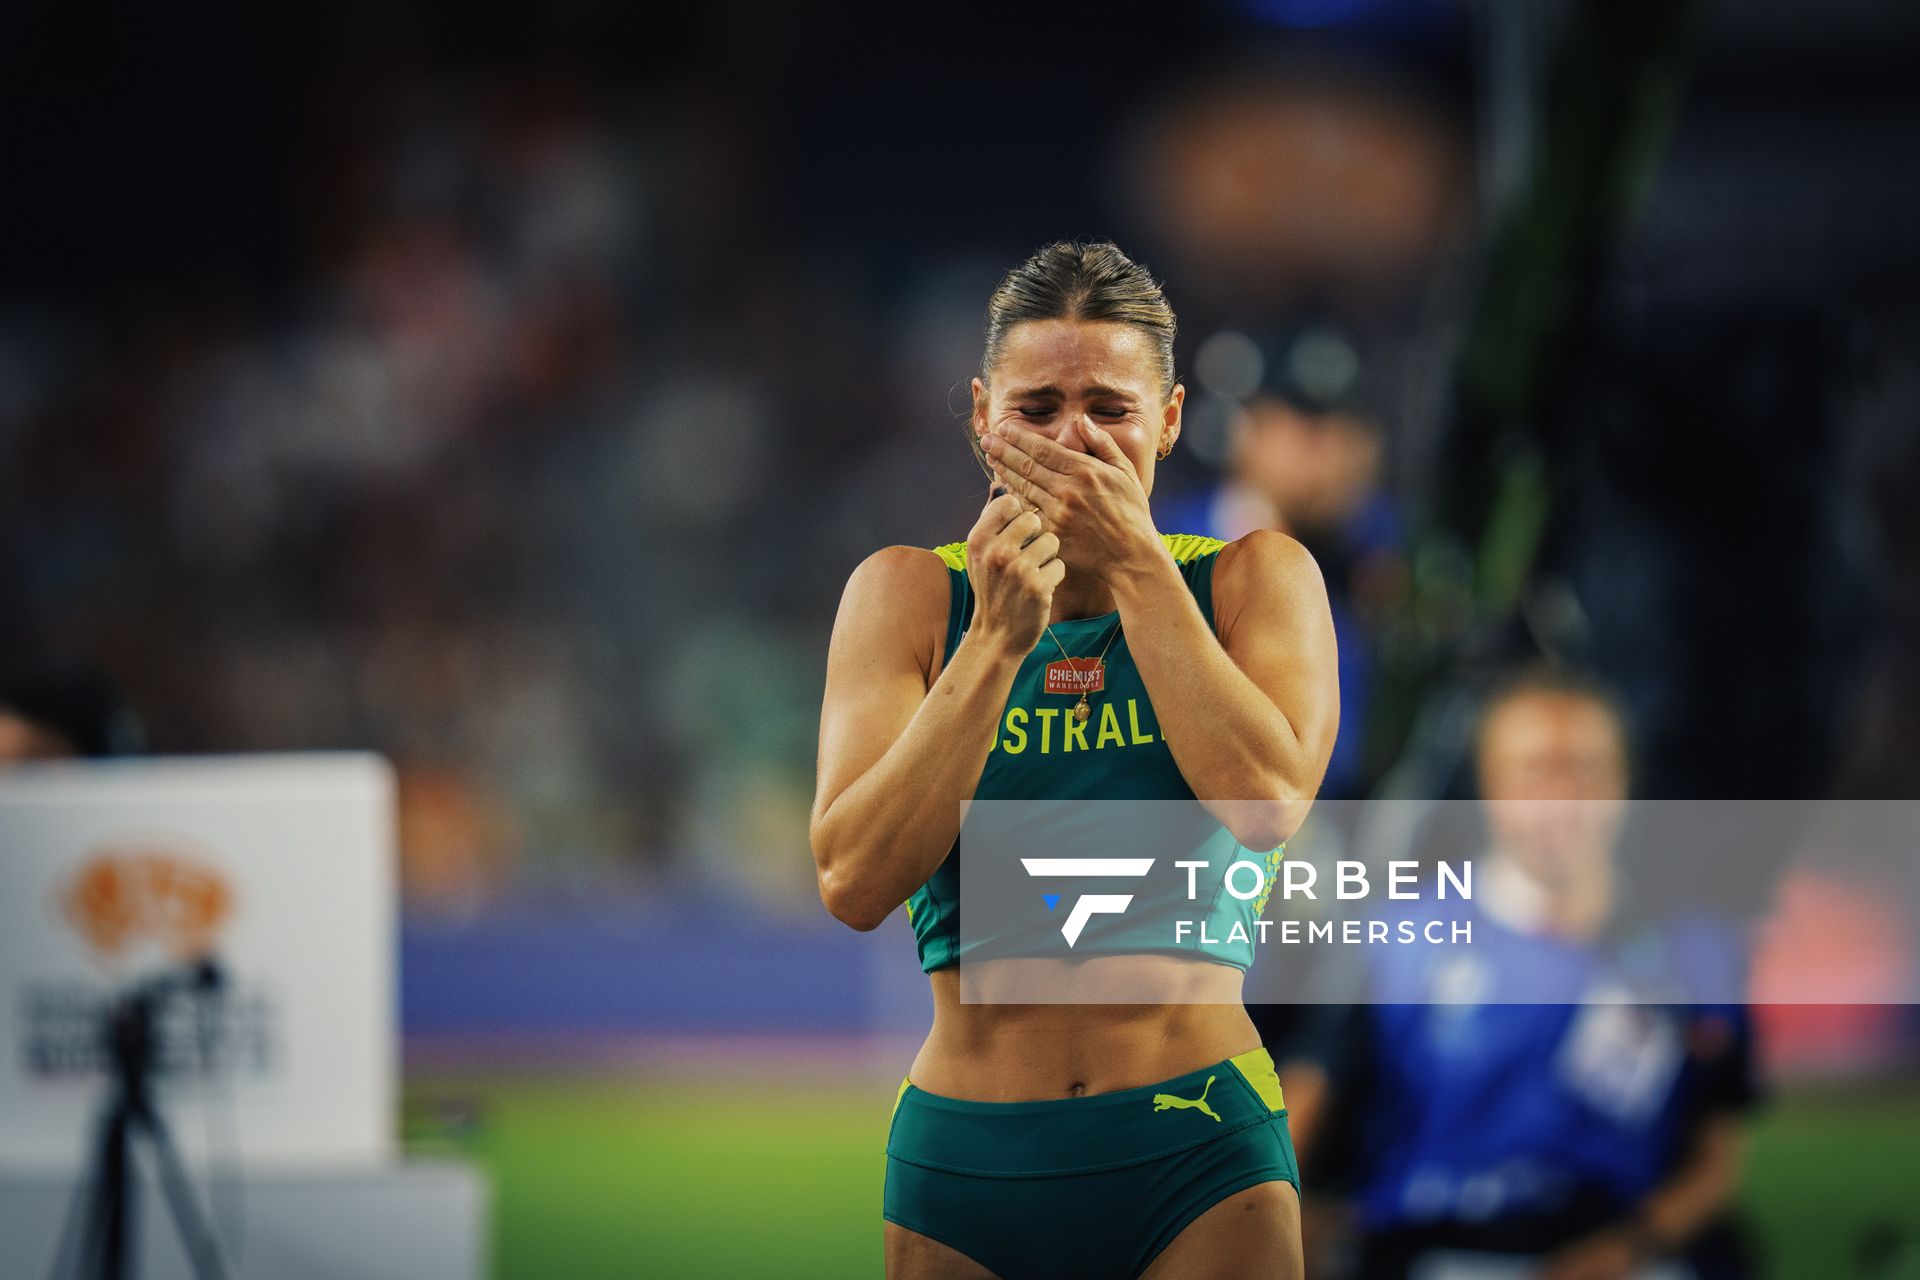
left=1276, top=668, right=1757, bottom=1280
left=1159, top=321, right=1407, bottom=799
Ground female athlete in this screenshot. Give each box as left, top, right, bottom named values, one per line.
left=811, top=241, right=1340, bottom=1279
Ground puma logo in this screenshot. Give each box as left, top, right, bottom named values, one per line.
left=1151, top=1075, right=1221, bottom=1122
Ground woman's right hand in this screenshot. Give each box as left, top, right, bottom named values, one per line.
left=965, top=492, right=1064, bottom=657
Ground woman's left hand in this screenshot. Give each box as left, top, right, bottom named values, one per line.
left=982, top=420, right=1162, bottom=584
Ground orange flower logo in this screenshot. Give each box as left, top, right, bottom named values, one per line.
left=61, top=846, right=233, bottom=963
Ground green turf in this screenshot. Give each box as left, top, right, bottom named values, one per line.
left=404, top=1074, right=891, bottom=1279
left=404, top=1072, right=1920, bottom=1280
left=1741, top=1086, right=1920, bottom=1280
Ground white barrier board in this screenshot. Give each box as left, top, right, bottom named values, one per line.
left=0, top=754, right=396, bottom=1169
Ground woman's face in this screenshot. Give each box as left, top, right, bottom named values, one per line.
left=972, top=319, right=1182, bottom=494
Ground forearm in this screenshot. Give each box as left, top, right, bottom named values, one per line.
left=1540, top=1117, right=1745, bottom=1280
left=813, top=632, right=1023, bottom=928
left=1633, top=1119, right=1745, bottom=1251
left=1111, top=555, right=1321, bottom=836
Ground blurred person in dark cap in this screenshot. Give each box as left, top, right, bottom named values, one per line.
left=1167, top=320, right=1408, bottom=798
left=0, top=660, right=145, bottom=764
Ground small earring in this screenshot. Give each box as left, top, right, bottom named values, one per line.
left=1156, top=441, right=1174, bottom=459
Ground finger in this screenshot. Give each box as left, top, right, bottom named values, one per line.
left=989, top=460, right=1061, bottom=519
left=999, top=508, right=1043, bottom=547
left=1038, top=555, right=1067, bottom=588
left=981, top=486, right=1023, bottom=515
left=967, top=493, right=1029, bottom=555
left=984, top=431, right=1070, bottom=494
left=1016, top=530, right=1060, bottom=567
left=973, top=490, right=1028, bottom=533
left=992, top=442, right=1068, bottom=496
left=998, top=422, right=1080, bottom=476
left=1080, top=422, right=1136, bottom=471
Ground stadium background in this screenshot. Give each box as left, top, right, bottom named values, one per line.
left=5, top=0, right=1919, bottom=1276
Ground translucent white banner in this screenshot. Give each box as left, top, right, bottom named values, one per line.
left=955, top=799, right=1920, bottom=1006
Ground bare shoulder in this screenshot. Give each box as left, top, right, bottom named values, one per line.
left=832, top=545, right=953, bottom=682
left=840, top=544, right=952, bottom=618
left=1212, top=528, right=1328, bottom=618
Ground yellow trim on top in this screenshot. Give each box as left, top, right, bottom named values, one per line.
left=891, top=1077, right=913, bottom=1121
left=932, top=533, right=1223, bottom=571
left=1227, top=1046, right=1286, bottom=1113
left=1160, top=532, right=1227, bottom=564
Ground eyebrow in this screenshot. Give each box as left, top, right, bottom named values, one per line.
left=1007, top=383, right=1138, bottom=401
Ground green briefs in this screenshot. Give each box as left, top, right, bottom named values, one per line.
left=883, top=1045, right=1300, bottom=1278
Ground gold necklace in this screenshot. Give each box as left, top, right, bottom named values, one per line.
left=1042, top=616, right=1123, bottom=723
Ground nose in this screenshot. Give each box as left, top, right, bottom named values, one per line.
left=1052, top=412, right=1093, bottom=452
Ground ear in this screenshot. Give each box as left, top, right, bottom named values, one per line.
left=971, top=376, right=989, bottom=438
left=1159, top=382, right=1186, bottom=454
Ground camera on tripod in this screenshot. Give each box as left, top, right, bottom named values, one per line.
left=46, top=957, right=236, bottom=1280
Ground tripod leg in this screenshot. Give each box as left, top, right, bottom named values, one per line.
left=98, top=1109, right=131, bottom=1280
left=45, top=1102, right=125, bottom=1280
left=133, top=1104, right=233, bottom=1280
left=97, top=1103, right=133, bottom=1280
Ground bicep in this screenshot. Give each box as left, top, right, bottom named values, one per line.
left=1215, top=530, right=1342, bottom=769
left=812, top=548, right=946, bottom=825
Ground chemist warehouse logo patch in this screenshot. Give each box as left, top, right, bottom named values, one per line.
left=1043, top=658, right=1104, bottom=695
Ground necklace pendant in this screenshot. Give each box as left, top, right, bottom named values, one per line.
left=1073, top=699, right=1091, bottom=723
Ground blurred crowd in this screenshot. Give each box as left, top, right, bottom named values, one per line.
left=3, top=9, right=1463, bottom=915
left=3, top=0, right=1917, bottom=930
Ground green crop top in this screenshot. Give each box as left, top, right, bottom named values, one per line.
left=903, top=532, right=1285, bottom=973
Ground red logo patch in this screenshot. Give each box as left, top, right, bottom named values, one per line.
left=1044, top=658, right=1104, bottom=695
